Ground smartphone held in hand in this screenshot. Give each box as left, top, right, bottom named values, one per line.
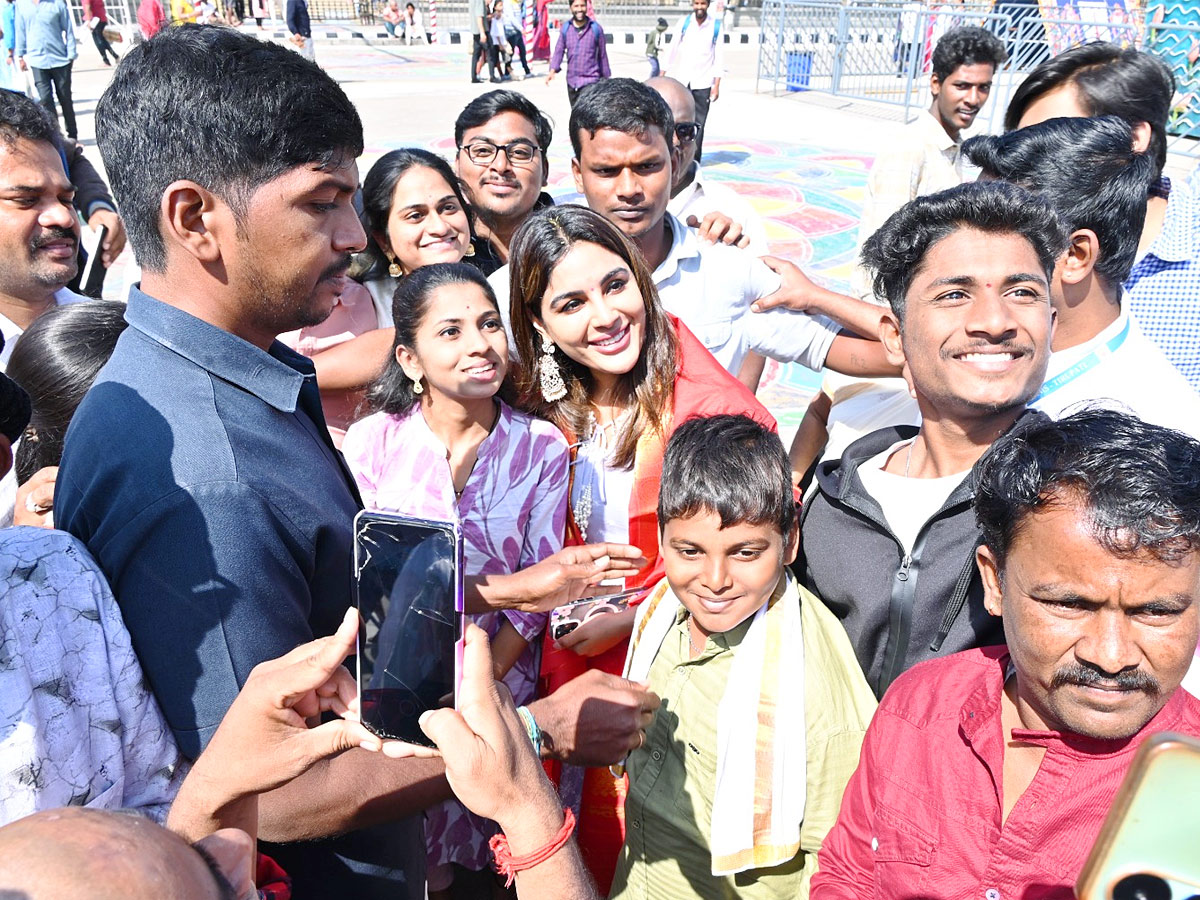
left=353, top=511, right=464, bottom=747
left=549, top=589, right=641, bottom=643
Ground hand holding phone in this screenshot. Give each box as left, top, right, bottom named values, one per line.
left=354, top=511, right=464, bottom=747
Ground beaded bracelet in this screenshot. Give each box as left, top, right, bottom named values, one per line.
left=489, top=808, right=576, bottom=887
left=516, top=705, right=542, bottom=757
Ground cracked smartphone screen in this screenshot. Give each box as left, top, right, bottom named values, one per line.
left=354, top=511, right=463, bottom=746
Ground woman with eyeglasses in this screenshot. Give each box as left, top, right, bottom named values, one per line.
left=507, top=204, right=779, bottom=893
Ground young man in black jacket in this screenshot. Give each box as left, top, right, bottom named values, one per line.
left=800, top=181, right=1063, bottom=698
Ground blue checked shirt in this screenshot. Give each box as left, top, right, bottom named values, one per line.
left=1126, top=176, right=1200, bottom=390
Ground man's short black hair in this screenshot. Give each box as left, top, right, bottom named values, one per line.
left=95, top=25, right=364, bottom=272
left=0, top=89, right=60, bottom=150
left=658, top=414, right=794, bottom=537
left=454, top=89, right=553, bottom=177
left=1003, top=43, right=1174, bottom=178
left=964, top=116, right=1155, bottom=288
left=976, top=408, right=1200, bottom=564
left=569, top=77, right=674, bottom=159
left=455, top=90, right=553, bottom=152
left=931, top=25, right=1007, bottom=83
left=861, top=181, right=1067, bottom=323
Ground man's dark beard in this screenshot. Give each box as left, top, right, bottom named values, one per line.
left=246, top=253, right=353, bottom=335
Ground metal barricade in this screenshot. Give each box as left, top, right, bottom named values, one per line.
left=756, top=0, right=1009, bottom=126
left=756, top=0, right=840, bottom=95
left=336, top=0, right=761, bottom=33
left=757, top=1, right=1198, bottom=160
left=64, top=0, right=761, bottom=36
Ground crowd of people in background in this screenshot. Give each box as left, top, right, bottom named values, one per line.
left=0, top=9, right=1199, bottom=900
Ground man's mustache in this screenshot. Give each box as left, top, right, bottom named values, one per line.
left=1051, top=661, right=1160, bottom=695
left=321, top=254, right=353, bottom=281
left=31, top=227, right=78, bottom=250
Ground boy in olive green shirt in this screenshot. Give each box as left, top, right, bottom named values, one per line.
left=610, top=415, right=876, bottom=900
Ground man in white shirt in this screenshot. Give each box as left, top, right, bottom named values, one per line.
left=852, top=26, right=1007, bottom=303
left=0, top=90, right=86, bottom=372
left=964, top=115, right=1200, bottom=439
left=648, top=75, right=768, bottom=255
left=491, top=78, right=896, bottom=387
left=661, top=0, right=723, bottom=162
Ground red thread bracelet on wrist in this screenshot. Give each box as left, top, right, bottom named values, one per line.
left=489, top=807, right=576, bottom=888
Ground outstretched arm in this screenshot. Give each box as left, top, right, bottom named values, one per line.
left=465, top=543, right=648, bottom=614
left=752, top=256, right=891, bottom=343
left=308, top=327, right=394, bottom=391
left=823, top=333, right=899, bottom=378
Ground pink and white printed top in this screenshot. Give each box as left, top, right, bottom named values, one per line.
left=342, top=399, right=569, bottom=703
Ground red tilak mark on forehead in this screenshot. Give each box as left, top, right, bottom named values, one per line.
left=985, top=282, right=992, bottom=288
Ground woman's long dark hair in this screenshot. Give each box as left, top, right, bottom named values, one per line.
left=507, top=205, right=677, bottom=469
left=358, top=148, right=477, bottom=280
left=363, top=262, right=502, bottom=416
left=7, top=300, right=128, bottom=483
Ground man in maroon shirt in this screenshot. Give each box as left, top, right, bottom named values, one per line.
left=81, top=0, right=117, bottom=65
left=812, top=408, right=1200, bottom=899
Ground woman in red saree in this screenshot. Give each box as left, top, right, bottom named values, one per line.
left=508, top=206, right=777, bottom=892
left=531, top=0, right=551, bottom=60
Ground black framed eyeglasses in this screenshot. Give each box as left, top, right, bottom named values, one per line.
left=674, top=122, right=700, bottom=144
left=459, top=139, right=540, bottom=166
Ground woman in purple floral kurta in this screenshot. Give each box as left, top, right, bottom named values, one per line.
left=341, top=262, right=569, bottom=893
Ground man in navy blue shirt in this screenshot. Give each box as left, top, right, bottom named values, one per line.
left=54, top=26, right=442, bottom=900
left=286, top=0, right=313, bottom=61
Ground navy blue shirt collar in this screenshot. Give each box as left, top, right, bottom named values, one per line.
left=125, top=286, right=312, bottom=415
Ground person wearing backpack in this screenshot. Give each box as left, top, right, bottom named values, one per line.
left=546, top=0, right=609, bottom=105
left=663, top=0, right=723, bottom=161
left=645, top=17, right=667, bottom=78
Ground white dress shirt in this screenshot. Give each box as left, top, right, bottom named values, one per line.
left=653, top=213, right=838, bottom=375
left=667, top=162, right=770, bottom=255
left=664, top=10, right=724, bottom=89
left=1032, top=301, right=1200, bottom=439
